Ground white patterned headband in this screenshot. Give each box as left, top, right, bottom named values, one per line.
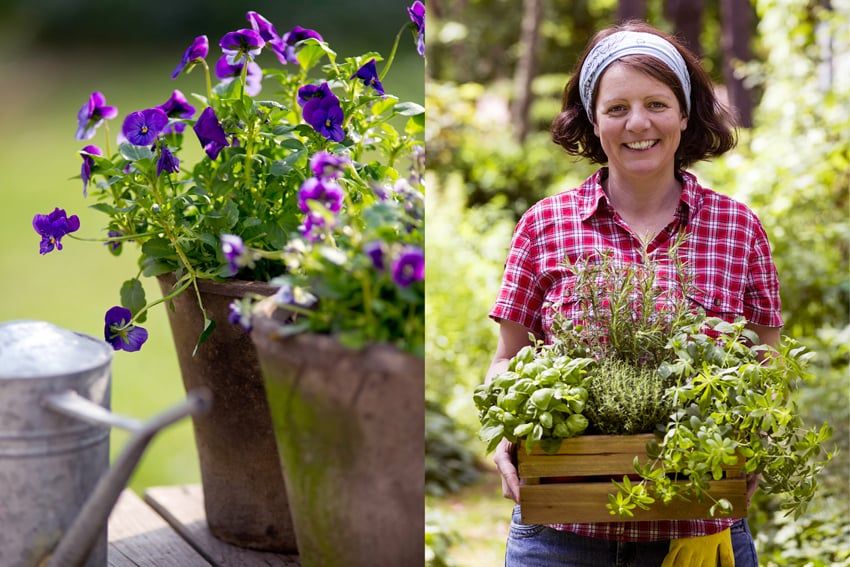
left=578, top=31, right=692, bottom=122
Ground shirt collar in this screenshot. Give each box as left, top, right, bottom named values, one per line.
left=578, top=168, right=703, bottom=222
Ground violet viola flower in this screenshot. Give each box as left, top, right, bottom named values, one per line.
left=80, top=145, right=102, bottom=196
left=309, top=151, right=349, bottom=179
left=296, top=82, right=332, bottom=107
left=300, top=83, right=345, bottom=142
left=299, top=212, right=328, bottom=242
left=215, top=56, right=263, bottom=97
left=245, top=10, right=289, bottom=64
left=32, top=208, right=81, bottom=255
left=221, top=234, right=245, bottom=273
left=171, top=35, right=209, bottom=79
left=280, top=26, right=324, bottom=64
left=351, top=59, right=385, bottom=95
left=193, top=107, right=229, bottom=160
left=227, top=300, right=252, bottom=331
left=408, top=1, right=426, bottom=57
left=220, top=29, right=265, bottom=65
left=106, top=230, right=123, bottom=254
left=158, top=90, right=196, bottom=135
left=392, top=246, right=425, bottom=287
left=364, top=241, right=385, bottom=271
left=156, top=145, right=180, bottom=176
left=122, top=108, right=168, bottom=146
left=75, top=91, right=118, bottom=141
left=103, top=306, right=148, bottom=352
left=297, top=177, right=344, bottom=214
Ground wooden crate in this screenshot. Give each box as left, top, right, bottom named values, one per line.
left=518, top=434, right=747, bottom=524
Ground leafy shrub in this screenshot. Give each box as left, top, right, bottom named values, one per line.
left=426, top=401, right=480, bottom=497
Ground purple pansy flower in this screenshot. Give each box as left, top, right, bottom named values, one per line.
left=408, top=1, right=426, bottom=57
left=103, top=306, right=148, bottom=352
left=297, top=177, right=344, bottom=213
left=280, top=25, right=324, bottom=64
left=156, top=145, right=180, bottom=176
left=215, top=56, right=263, bottom=97
left=32, top=208, right=81, bottom=255
left=296, top=82, right=333, bottom=107
left=351, top=59, right=385, bottom=95
left=245, top=11, right=291, bottom=65
left=309, top=151, right=349, bottom=179
left=75, top=91, right=118, bottom=141
left=364, top=241, right=385, bottom=271
left=299, top=212, right=329, bottom=242
left=171, top=35, right=209, bottom=79
left=300, top=83, right=345, bottom=142
left=122, top=108, right=168, bottom=146
left=219, top=29, right=265, bottom=65
left=193, top=107, right=229, bottom=160
left=221, top=234, right=245, bottom=273
left=392, top=246, right=425, bottom=287
left=80, top=145, right=102, bottom=196
left=158, top=90, right=196, bottom=135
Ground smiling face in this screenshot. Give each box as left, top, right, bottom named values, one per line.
left=593, top=62, right=688, bottom=182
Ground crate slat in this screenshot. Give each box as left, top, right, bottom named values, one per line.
left=520, top=479, right=748, bottom=524
left=517, top=435, right=749, bottom=522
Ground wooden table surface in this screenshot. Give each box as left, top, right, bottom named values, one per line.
left=108, top=485, right=300, bottom=566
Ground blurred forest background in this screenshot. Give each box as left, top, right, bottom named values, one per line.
left=425, top=0, right=849, bottom=565
left=0, top=0, right=423, bottom=493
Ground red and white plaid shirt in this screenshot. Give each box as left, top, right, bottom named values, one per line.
left=490, top=168, right=783, bottom=541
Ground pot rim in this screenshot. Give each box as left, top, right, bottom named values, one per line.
left=250, top=297, right=423, bottom=365
left=157, top=272, right=278, bottom=299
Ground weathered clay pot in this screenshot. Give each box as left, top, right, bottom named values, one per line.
left=157, top=274, right=297, bottom=551
left=250, top=299, right=424, bottom=567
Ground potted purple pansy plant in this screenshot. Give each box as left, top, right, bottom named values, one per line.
left=32, top=5, right=425, bottom=554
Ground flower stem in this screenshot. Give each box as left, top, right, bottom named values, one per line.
left=68, top=231, right=160, bottom=243
left=380, top=24, right=408, bottom=82
left=199, top=59, right=214, bottom=102
left=131, top=275, right=193, bottom=323
left=103, top=122, right=113, bottom=157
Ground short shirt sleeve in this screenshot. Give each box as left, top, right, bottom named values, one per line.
left=743, top=218, right=783, bottom=327
left=490, top=210, right=544, bottom=335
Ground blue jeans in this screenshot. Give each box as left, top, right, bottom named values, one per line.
left=505, top=506, right=758, bottom=567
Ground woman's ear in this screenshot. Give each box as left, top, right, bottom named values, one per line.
left=680, top=116, right=688, bottom=131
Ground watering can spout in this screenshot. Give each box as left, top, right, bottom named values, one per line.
left=42, top=387, right=213, bottom=567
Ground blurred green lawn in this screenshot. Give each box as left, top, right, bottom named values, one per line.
left=0, top=46, right=423, bottom=493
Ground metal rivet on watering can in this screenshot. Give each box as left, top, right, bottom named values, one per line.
left=0, top=321, right=210, bottom=567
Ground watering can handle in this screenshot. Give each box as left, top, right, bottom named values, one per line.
left=43, top=388, right=213, bottom=567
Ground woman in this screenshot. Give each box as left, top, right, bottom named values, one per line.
left=488, top=21, right=782, bottom=567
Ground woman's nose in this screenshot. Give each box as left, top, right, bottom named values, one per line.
left=626, top=108, right=651, bottom=132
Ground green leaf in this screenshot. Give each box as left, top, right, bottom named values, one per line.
left=120, top=279, right=147, bottom=323
left=393, top=101, right=425, bottom=116
left=192, top=315, right=217, bottom=357
left=141, top=258, right=176, bottom=277
left=141, top=237, right=176, bottom=260
left=296, top=40, right=332, bottom=71
left=371, top=95, right=399, bottom=116
left=119, top=143, right=155, bottom=161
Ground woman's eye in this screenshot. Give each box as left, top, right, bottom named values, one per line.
left=649, top=101, right=668, bottom=109
left=607, top=105, right=626, bottom=113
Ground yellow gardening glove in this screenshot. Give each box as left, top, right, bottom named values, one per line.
left=661, top=528, right=734, bottom=567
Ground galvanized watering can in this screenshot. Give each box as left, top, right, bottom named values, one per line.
left=0, top=320, right=211, bottom=567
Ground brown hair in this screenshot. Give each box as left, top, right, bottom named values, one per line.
left=551, top=21, right=736, bottom=169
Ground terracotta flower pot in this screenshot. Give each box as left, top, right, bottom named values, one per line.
left=250, top=299, right=424, bottom=567
left=157, top=274, right=296, bottom=551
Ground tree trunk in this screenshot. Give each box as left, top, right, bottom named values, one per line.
left=720, top=0, right=754, bottom=127
left=665, top=0, right=704, bottom=58
left=512, top=0, right=543, bottom=142
left=618, top=0, right=647, bottom=23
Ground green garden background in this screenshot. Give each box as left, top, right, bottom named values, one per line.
left=425, top=0, right=849, bottom=565
left=0, top=0, right=423, bottom=493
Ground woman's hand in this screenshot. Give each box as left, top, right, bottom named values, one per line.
left=494, top=438, right=520, bottom=503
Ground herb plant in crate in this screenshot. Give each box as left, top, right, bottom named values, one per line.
left=475, top=246, right=833, bottom=525
left=34, top=5, right=425, bottom=553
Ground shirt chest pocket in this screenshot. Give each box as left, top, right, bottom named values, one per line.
left=688, top=287, right=744, bottom=319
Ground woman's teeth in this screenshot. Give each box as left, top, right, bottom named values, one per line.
left=624, top=140, right=657, bottom=150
